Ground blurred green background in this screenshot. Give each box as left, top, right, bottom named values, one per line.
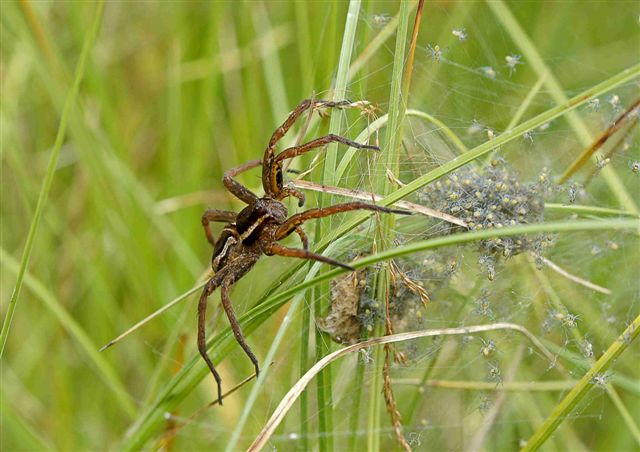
left=1, top=1, right=638, bottom=450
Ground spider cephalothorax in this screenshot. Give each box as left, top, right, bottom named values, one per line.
left=199, top=99, right=409, bottom=404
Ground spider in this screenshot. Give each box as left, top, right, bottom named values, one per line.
left=199, top=98, right=409, bottom=403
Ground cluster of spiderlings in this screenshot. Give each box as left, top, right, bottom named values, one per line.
left=352, top=266, right=385, bottom=334
left=356, top=294, right=383, bottom=334
left=329, top=250, right=459, bottom=340
left=417, top=160, right=552, bottom=268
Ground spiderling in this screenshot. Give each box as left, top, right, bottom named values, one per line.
left=452, top=27, right=467, bottom=41
left=505, top=54, right=523, bottom=75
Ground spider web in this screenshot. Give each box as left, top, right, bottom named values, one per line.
left=153, top=3, right=639, bottom=450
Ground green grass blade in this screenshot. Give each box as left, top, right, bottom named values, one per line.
left=368, top=1, right=412, bottom=449
left=323, top=0, right=362, bottom=189
left=119, top=218, right=637, bottom=449
left=487, top=0, right=638, bottom=214
left=252, top=1, right=289, bottom=121
left=544, top=203, right=640, bottom=218
left=523, top=314, right=640, bottom=451
left=317, top=62, right=640, bottom=254
left=0, top=0, right=105, bottom=359
left=316, top=3, right=362, bottom=449
left=1, top=247, right=137, bottom=418
left=347, top=1, right=417, bottom=81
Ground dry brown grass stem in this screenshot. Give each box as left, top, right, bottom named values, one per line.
left=292, top=179, right=467, bottom=227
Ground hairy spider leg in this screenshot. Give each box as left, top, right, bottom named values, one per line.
left=220, top=278, right=260, bottom=383
left=274, top=134, right=379, bottom=164
left=198, top=255, right=260, bottom=405
left=268, top=134, right=380, bottom=206
left=223, top=158, right=262, bottom=204
left=197, top=271, right=226, bottom=404
left=201, top=209, right=237, bottom=246
left=261, top=98, right=367, bottom=198
left=275, top=202, right=411, bottom=241
left=264, top=242, right=355, bottom=271
left=295, top=226, right=309, bottom=250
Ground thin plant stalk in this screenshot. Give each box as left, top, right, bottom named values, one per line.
left=291, top=179, right=467, bottom=226
left=368, top=0, right=412, bottom=449
left=347, top=1, right=418, bottom=81
left=251, top=2, right=289, bottom=121
left=392, top=379, right=577, bottom=391
left=523, top=314, right=640, bottom=451
left=1, top=0, right=105, bottom=359
left=559, top=99, right=640, bottom=184
left=544, top=203, right=639, bottom=218
left=315, top=2, right=363, bottom=450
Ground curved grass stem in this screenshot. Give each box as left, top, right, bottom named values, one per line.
left=248, top=322, right=558, bottom=451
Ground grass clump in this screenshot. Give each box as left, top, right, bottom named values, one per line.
left=2, top=1, right=639, bottom=451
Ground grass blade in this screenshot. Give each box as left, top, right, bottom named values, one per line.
left=119, top=218, right=637, bottom=449
left=1, top=247, right=137, bottom=418
left=316, top=3, right=363, bottom=450
left=522, top=314, right=640, bottom=451
left=249, top=322, right=558, bottom=451
left=0, top=0, right=105, bottom=359
left=487, top=0, right=638, bottom=214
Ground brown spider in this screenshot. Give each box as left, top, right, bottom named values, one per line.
left=199, top=98, right=409, bottom=404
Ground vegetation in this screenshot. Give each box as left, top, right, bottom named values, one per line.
left=2, top=1, right=638, bottom=450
